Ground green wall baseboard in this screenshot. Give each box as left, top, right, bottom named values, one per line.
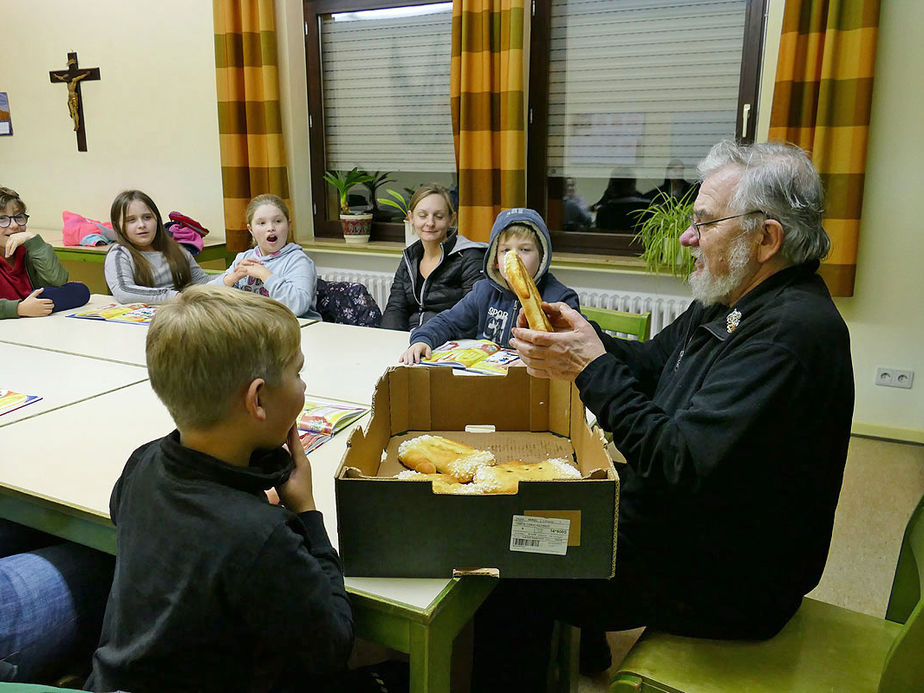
left=852, top=422, right=924, bottom=445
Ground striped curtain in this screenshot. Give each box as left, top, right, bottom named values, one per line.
left=213, top=0, right=290, bottom=253
left=450, top=0, right=527, bottom=243
left=769, top=0, right=881, bottom=297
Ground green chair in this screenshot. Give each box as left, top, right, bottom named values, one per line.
left=581, top=306, right=651, bottom=342
left=610, top=492, right=924, bottom=692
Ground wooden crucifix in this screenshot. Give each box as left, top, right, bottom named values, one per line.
left=49, top=51, right=100, bottom=152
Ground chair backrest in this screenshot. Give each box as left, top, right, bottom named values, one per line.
left=581, top=306, right=651, bottom=342
left=879, top=492, right=924, bottom=691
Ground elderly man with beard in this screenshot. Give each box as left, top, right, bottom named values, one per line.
left=469, top=140, right=854, bottom=692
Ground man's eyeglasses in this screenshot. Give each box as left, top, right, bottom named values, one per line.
left=0, top=214, right=30, bottom=228
left=689, top=210, right=763, bottom=241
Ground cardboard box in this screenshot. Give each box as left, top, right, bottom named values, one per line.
left=334, top=366, right=619, bottom=578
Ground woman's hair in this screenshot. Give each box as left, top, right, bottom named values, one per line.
left=697, top=140, right=830, bottom=264
left=0, top=186, right=26, bottom=214
left=246, top=193, right=294, bottom=243
left=110, top=190, right=193, bottom=289
left=408, top=183, right=456, bottom=220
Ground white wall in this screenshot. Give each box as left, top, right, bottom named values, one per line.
left=833, top=0, right=924, bottom=441
left=0, top=0, right=225, bottom=239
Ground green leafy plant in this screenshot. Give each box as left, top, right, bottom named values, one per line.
left=362, top=170, right=395, bottom=220
left=377, top=188, right=410, bottom=218
left=631, top=188, right=696, bottom=279
left=323, top=167, right=374, bottom=215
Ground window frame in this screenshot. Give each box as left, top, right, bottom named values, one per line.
left=304, top=0, right=450, bottom=243
left=526, top=0, right=768, bottom=256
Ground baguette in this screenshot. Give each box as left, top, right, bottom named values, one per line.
left=471, top=458, right=581, bottom=494
left=393, top=470, right=484, bottom=495
left=397, top=435, right=495, bottom=482
left=504, top=249, right=552, bottom=331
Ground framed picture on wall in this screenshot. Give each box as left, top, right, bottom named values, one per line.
left=0, top=92, right=12, bottom=135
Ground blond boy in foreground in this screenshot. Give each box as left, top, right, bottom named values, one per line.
left=86, top=286, right=353, bottom=692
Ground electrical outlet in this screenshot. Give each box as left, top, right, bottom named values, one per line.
left=875, top=367, right=915, bottom=389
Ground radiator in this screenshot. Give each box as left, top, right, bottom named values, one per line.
left=318, top=269, right=396, bottom=310
left=317, top=268, right=690, bottom=336
left=576, top=290, right=690, bottom=336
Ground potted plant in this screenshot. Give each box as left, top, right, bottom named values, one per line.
left=377, top=188, right=416, bottom=246
left=362, top=170, right=396, bottom=222
left=631, top=189, right=696, bottom=279
left=323, top=167, right=375, bottom=244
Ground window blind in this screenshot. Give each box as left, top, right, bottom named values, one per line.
left=547, top=0, right=747, bottom=179
left=320, top=4, right=456, bottom=174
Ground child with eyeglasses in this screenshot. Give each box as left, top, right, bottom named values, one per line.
left=1, top=186, right=90, bottom=319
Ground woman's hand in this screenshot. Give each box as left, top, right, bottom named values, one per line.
left=17, top=288, right=54, bottom=317
left=399, top=342, right=431, bottom=364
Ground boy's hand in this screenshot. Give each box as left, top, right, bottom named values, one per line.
left=276, top=425, right=316, bottom=513
left=17, top=288, right=54, bottom=317
left=399, top=342, right=431, bottom=364
left=4, top=231, right=37, bottom=258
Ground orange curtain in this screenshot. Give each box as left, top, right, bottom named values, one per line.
left=213, top=0, right=290, bottom=252
left=450, top=0, right=526, bottom=242
left=769, top=0, right=881, bottom=296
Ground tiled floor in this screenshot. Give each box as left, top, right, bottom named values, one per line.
left=577, top=435, right=924, bottom=692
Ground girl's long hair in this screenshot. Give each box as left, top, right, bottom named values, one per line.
left=110, top=190, right=192, bottom=289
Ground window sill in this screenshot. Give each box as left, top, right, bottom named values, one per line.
left=300, top=239, right=653, bottom=277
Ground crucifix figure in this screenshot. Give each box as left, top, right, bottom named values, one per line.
left=49, top=52, right=100, bottom=152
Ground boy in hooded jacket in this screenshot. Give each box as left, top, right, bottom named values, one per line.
left=399, top=208, right=580, bottom=363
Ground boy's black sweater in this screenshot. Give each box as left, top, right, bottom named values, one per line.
left=86, top=431, right=353, bottom=693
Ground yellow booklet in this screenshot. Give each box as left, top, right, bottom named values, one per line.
left=68, top=303, right=156, bottom=325
left=421, top=339, right=521, bottom=375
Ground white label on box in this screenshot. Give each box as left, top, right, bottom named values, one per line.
left=510, top=515, right=570, bottom=556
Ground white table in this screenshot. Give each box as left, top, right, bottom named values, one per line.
left=0, top=380, right=491, bottom=692
left=0, top=295, right=153, bottom=366
left=0, top=343, right=146, bottom=427
left=299, top=322, right=411, bottom=404
left=0, top=295, right=314, bottom=367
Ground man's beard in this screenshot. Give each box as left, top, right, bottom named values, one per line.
left=688, top=233, right=753, bottom=307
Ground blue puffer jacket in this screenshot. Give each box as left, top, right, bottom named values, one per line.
left=409, top=208, right=580, bottom=348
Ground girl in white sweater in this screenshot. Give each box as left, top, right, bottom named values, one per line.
left=104, top=190, right=209, bottom=304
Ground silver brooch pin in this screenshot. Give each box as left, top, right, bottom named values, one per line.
left=726, top=309, right=741, bottom=333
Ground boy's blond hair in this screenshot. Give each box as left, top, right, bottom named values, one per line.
left=147, top=285, right=301, bottom=430
left=496, top=224, right=544, bottom=264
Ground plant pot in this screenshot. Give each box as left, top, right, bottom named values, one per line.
left=404, top=219, right=416, bottom=247
left=339, top=213, right=373, bottom=244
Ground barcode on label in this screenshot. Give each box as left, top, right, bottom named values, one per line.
left=512, top=538, right=540, bottom=547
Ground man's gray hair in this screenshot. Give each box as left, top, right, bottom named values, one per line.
left=698, top=140, right=830, bottom=264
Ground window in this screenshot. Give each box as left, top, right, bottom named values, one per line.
left=305, top=1, right=456, bottom=242
left=528, top=0, right=767, bottom=255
